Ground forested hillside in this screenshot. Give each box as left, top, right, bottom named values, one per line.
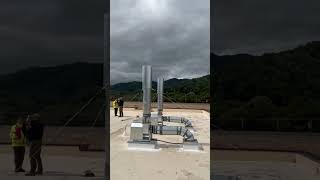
left=212, top=41, right=320, bottom=131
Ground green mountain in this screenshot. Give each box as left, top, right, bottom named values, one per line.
left=111, top=75, right=210, bottom=103
left=0, top=62, right=104, bottom=126
left=212, top=41, right=320, bottom=131
left=0, top=62, right=209, bottom=125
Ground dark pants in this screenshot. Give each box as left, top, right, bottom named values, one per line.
left=114, top=108, right=118, bottom=116
left=119, top=106, right=123, bottom=117
left=13, top=146, right=25, bottom=171
left=29, top=141, right=43, bottom=173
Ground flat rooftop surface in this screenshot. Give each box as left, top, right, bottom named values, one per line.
left=212, top=150, right=320, bottom=180
left=110, top=108, right=210, bottom=180
left=0, top=145, right=104, bottom=180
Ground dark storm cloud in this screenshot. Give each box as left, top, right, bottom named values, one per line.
left=110, top=0, right=210, bottom=84
left=0, top=0, right=105, bottom=74
left=212, top=0, right=320, bottom=55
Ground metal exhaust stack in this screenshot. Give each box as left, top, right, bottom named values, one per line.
left=128, top=65, right=155, bottom=150
left=142, top=65, right=152, bottom=118
left=157, top=77, right=164, bottom=116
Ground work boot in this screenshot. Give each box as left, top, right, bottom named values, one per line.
left=25, top=172, right=36, bottom=176
left=36, top=171, right=43, bottom=175
left=15, top=168, right=25, bottom=173
left=83, top=170, right=95, bottom=177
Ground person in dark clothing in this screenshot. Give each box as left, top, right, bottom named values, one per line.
left=25, top=113, right=44, bottom=176
left=13, top=146, right=25, bottom=172
left=118, top=97, right=124, bottom=117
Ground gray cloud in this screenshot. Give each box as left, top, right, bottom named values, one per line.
left=110, top=0, right=210, bottom=84
left=0, top=0, right=105, bottom=75
left=212, top=0, right=320, bottom=55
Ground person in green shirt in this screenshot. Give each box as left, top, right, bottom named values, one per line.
left=10, top=117, right=26, bottom=172
left=113, top=98, right=119, bottom=116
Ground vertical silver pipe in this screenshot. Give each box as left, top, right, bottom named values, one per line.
left=157, top=77, right=164, bottom=116
left=142, top=65, right=152, bottom=117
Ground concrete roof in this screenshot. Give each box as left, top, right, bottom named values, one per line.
left=110, top=108, right=210, bottom=180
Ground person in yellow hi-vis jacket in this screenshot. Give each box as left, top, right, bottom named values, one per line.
left=113, top=98, right=119, bottom=116
left=10, top=117, right=26, bottom=173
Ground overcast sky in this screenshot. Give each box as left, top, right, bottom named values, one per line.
left=1, top=0, right=320, bottom=82
left=212, top=0, right=320, bottom=55
left=110, top=0, right=210, bottom=84
left=0, top=0, right=105, bottom=75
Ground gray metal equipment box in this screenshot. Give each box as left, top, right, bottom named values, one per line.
left=130, top=122, right=143, bottom=141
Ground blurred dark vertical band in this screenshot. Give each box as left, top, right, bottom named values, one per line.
left=104, top=0, right=110, bottom=178
left=210, top=0, right=214, bottom=178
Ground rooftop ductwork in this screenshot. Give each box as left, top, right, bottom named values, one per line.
left=151, top=125, right=195, bottom=141
left=162, top=116, right=193, bottom=127
left=128, top=65, right=199, bottom=150
left=156, top=77, right=192, bottom=127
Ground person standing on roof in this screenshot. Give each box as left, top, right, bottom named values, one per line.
left=118, top=97, right=124, bottom=117
left=112, top=98, right=119, bottom=116
left=25, top=113, right=44, bottom=176
left=10, top=116, right=27, bottom=173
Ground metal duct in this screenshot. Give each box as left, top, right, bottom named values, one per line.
left=157, top=77, right=164, bottom=116
left=152, top=125, right=195, bottom=141
left=142, top=65, right=152, bottom=118
left=162, top=116, right=192, bottom=127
